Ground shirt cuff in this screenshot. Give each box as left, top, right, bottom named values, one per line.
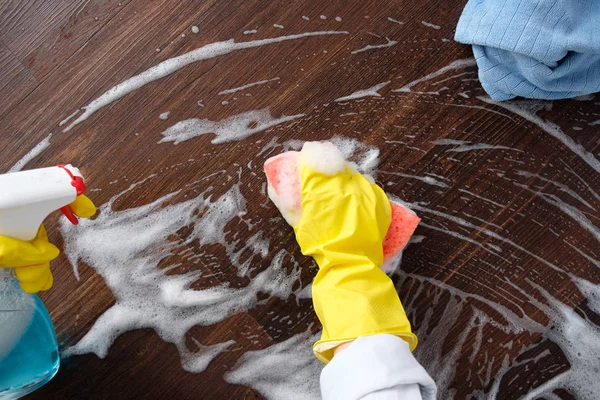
left=320, top=334, right=437, bottom=400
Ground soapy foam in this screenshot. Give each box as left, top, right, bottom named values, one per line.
left=379, top=170, right=449, bottom=188
left=390, top=197, right=569, bottom=275
left=400, top=272, right=544, bottom=400
left=8, top=133, right=52, bottom=173
left=225, top=330, right=322, bottom=400
left=512, top=182, right=600, bottom=242
left=515, top=170, right=596, bottom=211
left=59, top=109, right=80, bottom=127
left=283, top=136, right=381, bottom=176
left=159, top=109, right=305, bottom=145
left=334, top=81, right=390, bottom=102
left=439, top=103, right=516, bottom=120
left=561, top=161, right=600, bottom=203
left=484, top=279, right=600, bottom=400
left=218, top=77, right=280, bottom=95
left=62, top=31, right=347, bottom=132
left=60, top=180, right=304, bottom=371
left=421, top=21, right=441, bottom=30
left=457, top=189, right=504, bottom=208
left=351, top=37, right=397, bottom=54
left=387, top=17, right=404, bottom=25
left=159, top=111, right=170, bottom=120
left=434, top=139, right=523, bottom=153
left=564, top=242, right=600, bottom=268
left=477, top=96, right=600, bottom=174
left=300, top=141, right=347, bottom=176
left=393, top=58, right=476, bottom=93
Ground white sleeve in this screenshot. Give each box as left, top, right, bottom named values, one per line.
left=320, top=334, right=437, bottom=400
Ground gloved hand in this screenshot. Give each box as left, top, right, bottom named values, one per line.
left=277, top=142, right=417, bottom=363
left=0, top=194, right=96, bottom=294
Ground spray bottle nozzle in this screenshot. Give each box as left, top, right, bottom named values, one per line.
left=57, top=164, right=86, bottom=195
left=0, top=164, right=90, bottom=240
left=56, top=165, right=88, bottom=225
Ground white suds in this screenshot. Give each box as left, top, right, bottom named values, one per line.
left=515, top=170, right=596, bottom=211
left=273, top=24, right=284, bottom=29
left=434, top=139, right=523, bottom=153
left=60, top=181, right=303, bottom=369
left=8, top=133, right=52, bottom=173
left=59, top=109, right=80, bottom=126
left=62, top=31, right=347, bottom=132
left=393, top=58, right=476, bottom=93
left=330, top=136, right=380, bottom=175
left=225, top=331, right=322, bottom=400
left=379, top=171, right=449, bottom=188
left=512, top=182, right=600, bottom=242
left=334, top=81, right=390, bottom=102
left=320, top=15, right=327, bottom=20
left=159, top=111, right=170, bottom=120
left=191, top=26, right=199, bottom=34
left=218, top=77, right=280, bottom=95
left=243, top=30, right=257, bottom=35
left=284, top=136, right=381, bottom=176
left=387, top=17, right=404, bottom=25
left=159, top=109, right=304, bottom=145
left=351, top=37, right=397, bottom=54
left=302, top=16, right=310, bottom=21
left=458, top=189, right=504, bottom=208
left=485, top=280, right=600, bottom=400
left=301, top=141, right=347, bottom=176
left=477, top=96, right=600, bottom=174
left=335, top=16, right=342, bottom=22
left=421, top=21, right=441, bottom=30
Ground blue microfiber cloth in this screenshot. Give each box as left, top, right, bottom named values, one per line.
left=455, top=0, right=600, bottom=101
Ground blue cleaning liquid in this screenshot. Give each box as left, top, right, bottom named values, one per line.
left=0, top=295, right=60, bottom=397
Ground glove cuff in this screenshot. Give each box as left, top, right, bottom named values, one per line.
left=311, top=262, right=418, bottom=364
left=313, top=332, right=418, bottom=364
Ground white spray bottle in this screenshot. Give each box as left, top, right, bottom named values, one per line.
left=0, top=165, right=89, bottom=398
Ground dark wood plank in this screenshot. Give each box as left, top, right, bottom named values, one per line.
left=0, top=0, right=133, bottom=80
left=0, top=42, right=38, bottom=118
left=0, top=0, right=598, bottom=399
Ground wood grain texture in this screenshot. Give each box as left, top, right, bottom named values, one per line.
left=0, top=43, right=38, bottom=118
left=0, top=0, right=599, bottom=399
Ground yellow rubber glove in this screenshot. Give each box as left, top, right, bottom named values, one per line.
left=292, top=144, right=417, bottom=363
left=0, top=194, right=96, bottom=293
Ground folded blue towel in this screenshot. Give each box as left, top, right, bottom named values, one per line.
left=455, top=0, right=600, bottom=101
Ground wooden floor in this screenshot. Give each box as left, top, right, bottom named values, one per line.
left=1, top=0, right=599, bottom=399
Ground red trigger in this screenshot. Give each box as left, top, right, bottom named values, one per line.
left=57, top=164, right=85, bottom=225
left=60, top=206, right=79, bottom=225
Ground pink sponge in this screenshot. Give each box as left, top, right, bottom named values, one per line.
left=264, top=150, right=421, bottom=262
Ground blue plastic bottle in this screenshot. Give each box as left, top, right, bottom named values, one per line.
left=0, top=269, right=59, bottom=398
